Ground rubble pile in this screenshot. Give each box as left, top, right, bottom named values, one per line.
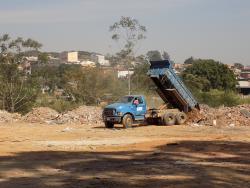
left=189, top=104, right=250, bottom=126
left=22, top=107, right=59, bottom=123
left=56, top=106, right=103, bottom=124
left=1, top=104, right=249, bottom=126
left=0, top=110, right=21, bottom=123
left=21, top=106, right=103, bottom=124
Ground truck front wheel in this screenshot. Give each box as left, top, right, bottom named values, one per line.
left=163, top=113, right=176, bottom=126
left=122, top=114, right=133, bottom=128
left=105, top=121, right=114, bottom=128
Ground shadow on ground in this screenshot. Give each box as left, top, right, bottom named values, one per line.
left=0, top=140, right=249, bottom=188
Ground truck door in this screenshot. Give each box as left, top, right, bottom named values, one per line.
left=134, top=97, right=146, bottom=117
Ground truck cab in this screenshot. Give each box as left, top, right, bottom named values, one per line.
left=102, top=95, right=147, bottom=128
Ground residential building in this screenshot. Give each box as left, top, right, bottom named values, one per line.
left=240, top=66, right=250, bottom=80
left=91, top=53, right=110, bottom=66
left=60, top=51, right=79, bottom=63
left=118, top=70, right=134, bottom=78
left=79, top=60, right=96, bottom=67
left=237, top=66, right=250, bottom=95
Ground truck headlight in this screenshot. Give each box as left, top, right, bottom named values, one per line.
left=117, top=112, right=123, bottom=116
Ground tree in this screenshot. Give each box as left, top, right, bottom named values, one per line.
left=131, top=61, right=153, bottom=92
left=233, top=63, right=244, bottom=70
left=181, top=73, right=211, bottom=92
left=0, top=63, right=38, bottom=113
left=162, top=51, right=170, bottom=60
left=109, top=16, right=146, bottom=67
left=146, top=50, right=162, bottom=61
left=38, top=52, right=49, bottom=64
left=146, top=50, right=170, bottom=61
left=182, top=59, right=237, bottom=91
left=0, top=34, right=41, bottom=113
left=31, top=64, right=60, bottom=93
left=62, top=66, right=127, bottom=105
left=109, top=16, right=147, bottom=95
left=184, top=57, right=194, bottom=64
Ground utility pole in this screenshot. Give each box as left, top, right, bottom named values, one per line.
left=128, top=68, right=131, bottom=95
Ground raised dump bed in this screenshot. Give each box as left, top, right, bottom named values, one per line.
left=148, top=60, right=199, bottom=113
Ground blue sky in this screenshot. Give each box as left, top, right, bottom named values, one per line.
left=0, top=0, right=249, bottom=65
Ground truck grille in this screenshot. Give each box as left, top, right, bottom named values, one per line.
left=103, top=108, right=115, bottom=116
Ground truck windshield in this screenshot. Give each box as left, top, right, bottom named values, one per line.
left=117, top=96, right=134, bottom=103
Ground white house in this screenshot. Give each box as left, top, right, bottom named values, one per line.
left=61, top=51, right=79, bottom=63
left=91, top=53, right=110, bottom=66
left=80, top=60, right=96, bottom=67
left=118, top=70, right=134, bottom=78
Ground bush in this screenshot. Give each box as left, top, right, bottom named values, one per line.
left=194, top=90, right=240, bottom=107
left=239, top=97, right=250, bottom=105
left=34, top=94, right=80, bottom=113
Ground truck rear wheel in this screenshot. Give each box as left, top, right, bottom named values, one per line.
left=122, top=114, right=133, bottom=128
left=163, top=113, right=176, bottom=126
left=176, top=112, right=187, bottom=125
left=105, top=121, right=114, bottom=128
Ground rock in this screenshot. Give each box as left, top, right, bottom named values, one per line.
left=240, top=109, right=250, bottom=118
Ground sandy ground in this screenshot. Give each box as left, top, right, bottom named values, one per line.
left=0, top=123, right=250, bottom=188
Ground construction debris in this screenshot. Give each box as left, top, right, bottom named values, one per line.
left=55, top=106, right=103, bottom=124
left=188, top=104, right=250, bottom=126
left=21, top=106, right=103, bottom=125
left=0, top=104, right=249, bottom=126
left=0, top=110, right=21, bottom=123
left=22, top=107, right=59, bottom=123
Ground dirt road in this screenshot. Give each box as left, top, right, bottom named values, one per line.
left=0, top=123, right=250, bottom=187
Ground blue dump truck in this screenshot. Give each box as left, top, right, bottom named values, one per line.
left=102, top=60, right=200, bottom=128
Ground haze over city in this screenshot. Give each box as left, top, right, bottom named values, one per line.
left=0, top=0, right=249, bottom=64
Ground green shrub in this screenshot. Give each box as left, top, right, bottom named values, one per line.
left=34, top=94, right=80, bottom=113
left=194, top=90, right=240, bottom=107
left=239, top=97, right=250, bottom=105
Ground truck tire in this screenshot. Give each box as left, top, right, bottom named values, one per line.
left=176, top=112, right=187, bottom=125
left=105, top=121, right=114, bottom=128
left=122, top=114, right=133, bottom=128
left=163, top=113, right=176, bottom=126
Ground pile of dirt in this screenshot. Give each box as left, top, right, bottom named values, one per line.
left=22, top=107, right=59, bottom=123
left=55, top=106, right=103, bottom=124
left=186, top=108, right=206, bottom=125
left=188, top=104, right=250, bottom=126
left=0, top=110, right=21, bottom=123
left=2, top=104, right=249, bottom=126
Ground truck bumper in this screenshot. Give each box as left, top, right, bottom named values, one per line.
left=103, top=116, right=122, bottom=123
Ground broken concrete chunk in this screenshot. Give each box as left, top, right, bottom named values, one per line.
left=240, top=109, right=250, bottom=118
